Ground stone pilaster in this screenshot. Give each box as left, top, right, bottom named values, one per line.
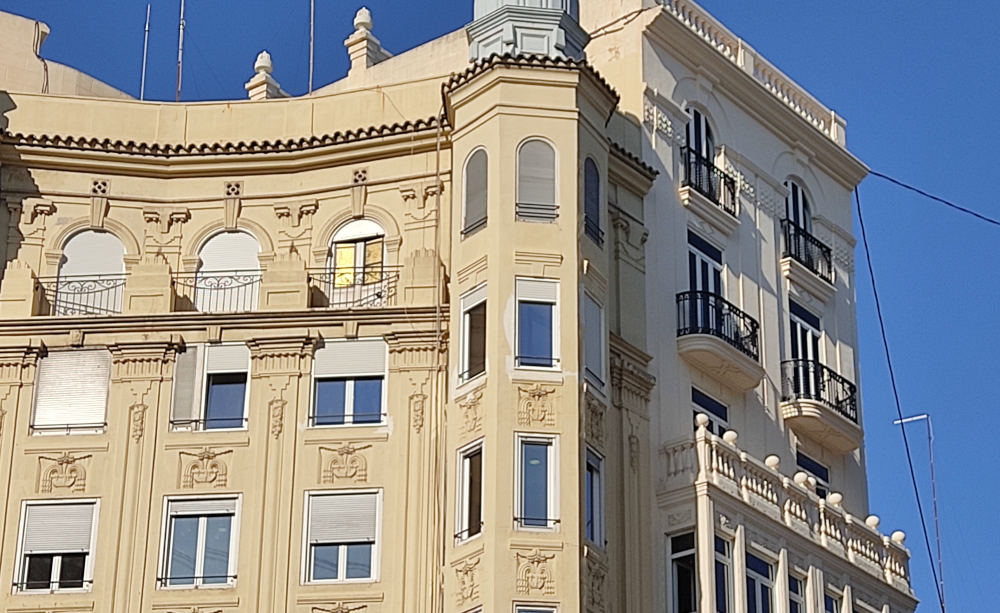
left=0, top=259, right=41, bottom=317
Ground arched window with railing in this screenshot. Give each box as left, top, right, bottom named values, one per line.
left=583, top=157, right=602, bottom=245
left=681, top=107, right=736, bottom=216
left=516, top=138, right=557, bottom=221
left=781, top=180, right=832, bottom=283
left=177, top=231, right=262, bottom=312
left=44, top=230, right=126, bottom=316
left=308, top=219, right=398, bottom=309
left=463, top=148, right=488, bottom=234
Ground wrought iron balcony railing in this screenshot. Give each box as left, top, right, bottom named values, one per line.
left=781, top=220, right=833, bottom=284
left=172, top=271, right=262, bottom=313
left=584, top=216, right=604, bottom=246
left=680, top=146, right=737, bottom=217
left=307, top=266, right=399, bottom=309
left=780, top=359, right=857, bottom=423
left=37, top=274, right=126, bottom=316
left=676, top=290, right=760, bottom=361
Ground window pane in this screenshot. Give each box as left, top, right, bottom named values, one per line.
left=168, top=516, right=199, bottom=585
left=585, top=465, right=594, bottom=541
left=585, top=158, right=600, bottom=224
left=204, top=373, right=246, bottom=429
left=202, top=515, right=232, bottom=584
left=58, top=553, right=86, bottom=588
left=762, top=584, right=772, bottom=613
left=25, top=554, right=53, bottom=590
left=746, top=553, right=772, bottom=578
left=363, top=239, right=383, bottom=283
left=521, top=441, right=549, bottom=526
left=674, top=553, right=696, bottom=613
left=333, top=243, right=356, bottom=287
left=467, top=449, right=483, bottom=537
left=345, top=543, right=373, bottom=579
left=672, top=533, right=695, bottom=552
left=746, top=576, right=757, bottom=613
left=715, top=559, right=729, bottom=613
left=466, top=302, right=487, bottom=377
left=518, top=140, right=555, bottom=205
left=314, top=379, right=347, bottom=425
left=465, top=149, right=488, bottom=229
left=518, top=301, right=553, bottom=367
left=353, top=378, right=383, bottom=424
left=312, top=544, right=339, bottom=580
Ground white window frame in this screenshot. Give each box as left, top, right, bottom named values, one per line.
left=514, top=433, right=559, bottom=531
left=31, top=348, right=111, bottom=435
left=692, top=387, right=729, bottom=436
left=158, top=495, right=240, bottom=590
left=714, top=536, right=732, bottom=613
left=825, top=591, right=843, bottom=613
left=745, top=550, right=775, bottom=613
left=459, top=284, right=488, bottom=384
left=584, top=447, right=604, bottom=547
left=14, top=499, right=99, bottom=594
left=582, top=291, right=606, bottom=391
left=514, top=278, right=560, bottom=371
left=455, top=438, right=485, bottom=544
left=667, top=531, right=697, bottom=613
left=514, top=606, right=558, bottom=613
left=198, top=343, right=251, bottom=431
left=301, top=489, right=382, bottom=585
left=788, top=573, right=805, bottom=613
left=310, top=339, right=388, bottom=428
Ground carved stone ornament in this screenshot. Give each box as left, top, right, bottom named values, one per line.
left=585, top=395, right=606, bottom=447
left=587, top=557, right=608, bottom=612
left=310, top=604, right=367, bottom=613
left=38, top=452, right=92, bottom=493
left=458, top=390, right=483, bottom=434
left=130, top=403, right=147, bottom=443
left=269, top=397, right=287, bottom=438
left=179, top=447, right=233, bottom=489
left=321, top=443, right=372, bottom=484
left=515, top=549, right=556, bottom=595
left=410, top=392, right=427, bottom=433
left=454, top=555, right=481, bottom=606
left=517, top=383, right=556, bottom=427
left=164, top=608, right=223, bottom=613
left=628, top=433, right=640, bottom=472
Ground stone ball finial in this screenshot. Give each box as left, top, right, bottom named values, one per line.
left=254, top=50, right=273, bottom=75
left=866, top=515, right=881, bottom=529
left=722, top=430, right=738, bottom=445
left=354, top=7, right=373, bottom=31
left=764, top=455, right=780, bottom=470
left=827, top=492, right=843, bottom=505
left=695, top=413, right=710, bottom=429
left=793, top=471, right=809, bottom=486
left=891, top=530, right=906, bottom=545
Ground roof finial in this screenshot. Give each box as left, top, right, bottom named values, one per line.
left=254, top=50, right=273, bottom=75
left=354, top=7, right=373, bottom=32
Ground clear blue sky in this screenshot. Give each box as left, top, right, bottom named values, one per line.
left=3, top=1, right=997, bottom=610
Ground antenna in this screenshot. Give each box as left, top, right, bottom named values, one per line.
left=175, top=0, right=186, bottom=102
left=140, top=4, right=151, bottom=100
left=308, top=0, right=315, bottom=94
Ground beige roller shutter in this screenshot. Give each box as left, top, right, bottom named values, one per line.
left=308, top=492, right=377, bottom=543
left=314, top=339, right=386, bottom=378
left=171, top=345, right=203, bottom=424
left=22, top=502, right=96, bottom=552
left=33, top=349, right=110, bottom=429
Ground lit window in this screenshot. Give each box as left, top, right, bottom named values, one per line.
left=517, top=139, right=557, bottom=221
left=16, top=501, right=96, bottom=592
left=460, top=285, right=487, bottom=381
left=517, top=435, right=557, bottom=529
left=306, top=492, right=379, bottom=582
left=161, top=498, right=238, bottom=588
left=714, top=536, right=732, bottom=613
left=669, top=532, right=697, bottom=613
left=585, top=448, right=604, bottom=545
left=456, top=441, right=483, bottom=541
left=464, top=148, right=488, bottom=233
left=330, top=220, right=385, bottom=287
left=745, top=552, right=774, bottom=613
left=32, top=349, right=110, bottom=434
left=796, top=451, right=831, bottom=498
left=516, top=278, right=559, bottom=369
left=311, top=339, right=387, bottom=426
left=583, top=292, right=605, bottom=388
left=692, top=388, right=728, bottom=435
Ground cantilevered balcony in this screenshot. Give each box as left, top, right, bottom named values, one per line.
left=307, top=265, right=400, bottom=309
left=676, top=290, right=763, bottom=391
left=781, top=220, right=834, bottom=302
left=37, top=273, right=126, bottom=316
left=780, top=359, right=861, bottom=452
left=679, top=146, right=738, bottom=234
left=172, top=270, right=263, bottom=313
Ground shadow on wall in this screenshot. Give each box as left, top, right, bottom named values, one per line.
left=0, top=91, right=43, bottom=282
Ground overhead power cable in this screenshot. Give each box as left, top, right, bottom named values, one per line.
left=868, top=170, right=1000, bottom=227
left=854, top=187, right=947, bottom=613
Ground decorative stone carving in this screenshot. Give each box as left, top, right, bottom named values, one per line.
left=458, top=390, right=483, bottom=435
left=224, top=181, right=243, bottom=230
left=628, top=433, right=640, bottom=472
left=38, top=452, right=91, bottom=493
left=410, top=392, right=427, bottom=434
left=454, top=555, right=481, bottom=606
left=351, top=168, right=369, bottom=218
left=587, top=556, right=608, bottom=612
left=320, top=443, right=372, bottom=484
left=90, top=178, right=110, bottom=228
left=585, top=394, right=605, bottom=447
left=310, top=604, right=367, bottom=613
left=517, top=383, right=556, bottom=427
left=515, top=549, right=556, bottom=595
left=273, top=200, right=319, bottom=256
left=179, top=448, right=233, bottom=489
left=269, top=397, right=287, bottom=438
left=130, top=403, right=147, bottom=442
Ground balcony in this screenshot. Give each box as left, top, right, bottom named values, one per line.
left=781, top=220, right=834, bottom=302
left=678, top=146, right=738, bottom=235
left=172, top=271, right=263, bottom=313
left=307, top=266, right=400, bottom=309
left=676, top=290, right=763, bottom=391
left=780, top=359, right=861, bottom=452
left=37, top=274, right=126, bottom=316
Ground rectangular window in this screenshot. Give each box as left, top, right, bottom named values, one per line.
left=461, top=285, right=487, bottom=381
left=312, top=339, right=387, bottom=426
left=745, top=552, right=774, bottom=613
left=585, top=448, right=604, bottom=545
left=456, top=442, right=483, bottom=542
left=692, top=388, right=728, bottom=435
left=714, top=536, right=732, bottom=613
left=583, top=292, right=605, bottom=388
left=516, top=278, right=558, bottom=368
left=161, top=498, right=238, bottom=588
left=796, top=451, right=831, bottom=498
left=32, top=349, right=110, bottom=433
left=17, top=501, right=97, bottom=592
left=789, top=575, right=805, bottom=613
left=306, top=491, right=379, bottom=582
left=517, top=435, right=556, bottom=529
left=669, top=532, right=697, bottom=613
left=172, top=344, right=249, bottom=431
left=825, top=593, right=841, bottom=613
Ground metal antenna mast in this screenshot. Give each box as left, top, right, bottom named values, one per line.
left=308, top=0, right=315, bottom=94
left=175, top=0, right=186, bottom=102
left=140, top=4, right=151, bottom=100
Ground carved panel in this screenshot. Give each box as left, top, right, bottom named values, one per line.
left=586, top=556, right=608, bottom=613
left=130, top=403, right=147, bottom=443
left=410, top=393, right=427, bottom=434
left=458, top=390, right=483, bottom=435
left=517, top=383, right=556, bottom=427
left=453, top=554, right=481, bottom=606
left=320, top=443, right=372, bottom=484
left=585, top=394, right=606, bottom=448
left=178, top=448, right=233, bottom=489
left=310, top=604, right=368, bottom=613
left=38, top=452, right=92, bottom=493
left=515, top=549, right=556, bottom=595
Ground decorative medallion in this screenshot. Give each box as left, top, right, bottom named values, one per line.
left=38, top=452, right=91, bottom=493
left=320, top=443, right=372, bottom=484
left=517, top=384, right=556, bottom=427
left=179, top=447, right=233, bottom=489
left=515, top=549, right=556, bottom=595
left=410, top=392, right=427, bottom=433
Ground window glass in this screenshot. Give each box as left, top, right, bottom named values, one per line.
left=204, top=373, right=247, bottom=429
left=353, top=378, right=383, bottom=423
left=745, top=553, right=774, bottom=613
left=459, top=446, right=484, bottom=540
left=466, top=302, right=487, bottom=378
left=25, top=555, right=53, bottom=590
left=671, top=533, right=697, bottom=613
left=314, top=379, right=347, bottom=425
left=167, top=516, right=199, bottom=585
left=521, top=441, right=550, bottom=527
left=789, top=576, right=804, bottom=613
left=825, top=594, right=840, bottom=613
left=714, top=536, right=731, bottom=613
left=202, top=515, right=233, bottom=584
left=518, top=302, right=554, bottom=367
left=585, top=450, right=603, bottom=544
left=313, top=377, right=384, bottom=426
left=345, top=543, right=373, bottom=579
left=312, top=544, right=339, bottom=581
left=584, top=158, right=602, bottom=243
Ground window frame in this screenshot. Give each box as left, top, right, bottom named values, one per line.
left=329, top=220, right=387, bottom=287
left=692, top=387, right=729, bottom=436
left=583, top=156, right=603, bottom=245
left=584, top=447, right=605, bottom=547
left=199, top=343, right=250, bottom=431
left=455, top=438, right=485, bottom=544
left=788, top=574, right=805, bottom=613
left=514, top=433, right=559, bottom=531
left=514, top=278, right=560, bottom=370
left=301, top=489, right=382, bottom=585
left=30, top=348, right=111, bottom=435
left=667, top=531, right=697, bottom=613
left=159, top=495, right=240, bottom=590
left=824, top=591, right=842, bottom=613
left=796, top=450, right=831, bottom=498
left=309, top=338, right=388, bottom=428
left=582, top=291, right=606, bottom=390
left=462, top=147, right=489, bottom=234
left=459, top=284, right=488, bottom=383
left=714, top=535, right=733, bottom=613
left=745, top=550, right=775, bottom=613
left=14, top=498, right=99, bottom=594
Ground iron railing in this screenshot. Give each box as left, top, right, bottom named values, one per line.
left=780, top=359, right=857, bottom=423
left=781, top=220, right=833, bottom=284
left=169, top=417, right=249, bottom=431
left=676, top=290, right=760, bottom=361
left=156, top=574, right=236, bottom=587
left=307, top=266, right=400, bottom=309
left=584, top=216, right=605, bottom=246
left=37, top=274, right=126, bottom=316
left=30, top=422, right=107, bottom=435
left=172, top=271, right=262, bottom=313
left=308, top=412, right=386, bottom=427
left=14, top=579, right=92, bottom=591
left=680, top=145, right=737, bottom=217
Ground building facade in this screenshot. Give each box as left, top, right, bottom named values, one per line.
left=0, top=2, right=915, bottom=613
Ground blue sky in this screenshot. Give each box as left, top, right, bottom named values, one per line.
left=3, top=0, right=997, bottom=610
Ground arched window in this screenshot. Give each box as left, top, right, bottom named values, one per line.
left=464, top=149, right=488, bottom=233
left=583, top=158, right=602, bottom=244
left=685, top=107, right=715, bottom=158
left=784, top=180, right=812, bottom=231
left=193, top=231, right=261, bottom=312
left=517, top=139, right=557, bottom=221
left=331, top=220, right=385, bottom=287
left=52, top=230, right=126, bottom=315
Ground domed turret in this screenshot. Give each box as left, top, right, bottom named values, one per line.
left=467, top=0, right=588, bottom=60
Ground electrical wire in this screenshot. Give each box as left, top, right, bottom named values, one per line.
left=855, top=187, right=947, bottom=613
left=868, top=170, right=1000, bottom=227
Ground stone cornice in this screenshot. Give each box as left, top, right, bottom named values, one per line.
left=386, top=330, right=446, bottom=371
left=108, top=337, right=183, bottom=382
left=248, top=335, right=319, bottom=376
left=608, top=140, right=658, bottom=189
left=0, top=341, right=45, bottom=385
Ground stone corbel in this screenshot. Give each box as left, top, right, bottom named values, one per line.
left=422, top=181, right=445, bottom=209
left=224, top=181, right=243, bottom=230
left=274, top=199, right=319, bottom=229
left=351, top=168, right=369, bottom=218
left=90, top=179, right=110, bottom=229
left=143, top=206, right=191, bottom=235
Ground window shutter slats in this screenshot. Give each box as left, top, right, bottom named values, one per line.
left=198, top=231, right=261, bottom=272
left=314, top=339, right=386, bottom=378
left=517, top=140, right=557, bottom=221
left=464, top=150, right=488, bottom=229
left=584, top=294, right=603, bottom=381
left=33, top=349, right=110, bottom=428
left=308, top=493, right=377, bottom=543
left=22, top=503, right=95, bottom=552
left=205, top=344, right=249, bottom=373
left=59, top=231, right=125, bottom=277
left=169, top=498, right=237, bottom=516
left=516, top=278, right=558, bottom=302
left=172, top=345, right=201, bottom=423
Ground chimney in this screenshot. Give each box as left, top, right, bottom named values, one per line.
left=345, top=7, right=392, bottom=77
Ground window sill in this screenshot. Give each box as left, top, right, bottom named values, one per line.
left=308, top=421, right=387, bottom=429
left=157, top=583, right=236, bottom=591
left=303, top=577, right=377, bottom=586
left=454, top=531, right=484, bottom=547
left=14, top=587, right=93, bottom=595
left=461, top=219, right=487, bottom=237
left=456, top=371, right=487, bottom=394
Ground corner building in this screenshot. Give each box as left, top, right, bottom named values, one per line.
left=0, top=2, right=915, bottom=613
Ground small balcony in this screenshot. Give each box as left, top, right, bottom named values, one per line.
left=679, top=146, right=738, bottom=234
left=37, top=274, right=127, bottom=316
left=307, top=265, right=400, bottom=309
left=781, top=220, right=834, bottom=301
left=676, top=290, right=764, bottom=391
left=780, top=359, right=861, bottom=452
left=172, top=271, right=263, bottom=313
